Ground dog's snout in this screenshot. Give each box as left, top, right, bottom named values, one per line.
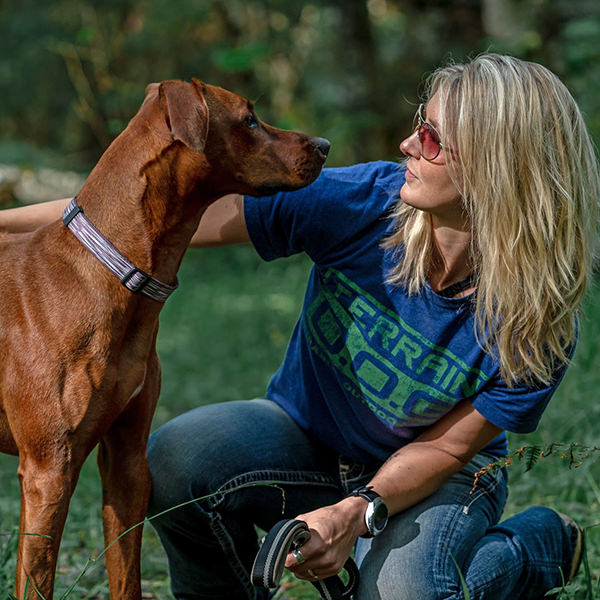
left=312, top=137, right=331, bottom=159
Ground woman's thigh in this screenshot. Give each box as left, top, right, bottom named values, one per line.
left=147, top=398, right=344, bottom=526
left=355, top=453, right=508, bottom=600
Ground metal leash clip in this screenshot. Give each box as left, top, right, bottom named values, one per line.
left=251, top=519, right=359, bottom=600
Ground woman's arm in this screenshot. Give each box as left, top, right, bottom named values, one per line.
left=367, top=400, right=502, bottom=515
left=190, top=194, right=249, bottom=248
left=0, top=197, right=71, bottom=233
left=286, top=400, right=502, bottom=579
left=0, top=193, right=250, bottom=248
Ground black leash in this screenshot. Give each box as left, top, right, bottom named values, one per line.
left=251, top=519, right=359, bottom=599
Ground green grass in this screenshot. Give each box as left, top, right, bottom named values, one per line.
left=0, top=245, right=599, bottom=598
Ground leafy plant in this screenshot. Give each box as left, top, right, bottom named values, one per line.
left=472, top=443, right=600, bottom=492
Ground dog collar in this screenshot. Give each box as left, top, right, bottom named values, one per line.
left=62, top=197, right=178, bottom=303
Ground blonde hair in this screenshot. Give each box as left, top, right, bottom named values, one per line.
left=385, top=54, right=600, bottom=386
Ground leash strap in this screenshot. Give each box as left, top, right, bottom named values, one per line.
left=251, top=519, right=359, bottom=600
left=62, top=197, right=178, bottom=303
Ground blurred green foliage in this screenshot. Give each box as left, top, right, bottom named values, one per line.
left=0, top=0, right=599, bottom=170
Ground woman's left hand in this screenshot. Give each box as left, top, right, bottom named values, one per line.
left=284, top=497, right=366, bottom=581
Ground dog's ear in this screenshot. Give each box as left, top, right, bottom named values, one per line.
left=158, top=80, right=209, bottom=153
left=140, top=82, right=160, bottom=108
left=145, top=82, right=160, bottom=97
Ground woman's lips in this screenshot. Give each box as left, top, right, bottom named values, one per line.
left=405, top=165, right=418, bottom=180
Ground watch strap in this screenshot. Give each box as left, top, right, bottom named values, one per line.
left=348, top=485, right=387, bottom=538
left=349, top=485, right=379, bottom=502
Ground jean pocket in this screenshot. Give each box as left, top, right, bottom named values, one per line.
left=459, top=454, right=508, bottom=519
left=338, top=456, right=381, bottom=493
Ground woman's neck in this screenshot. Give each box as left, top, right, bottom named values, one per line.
left=428, top=223, right=474, bottom=292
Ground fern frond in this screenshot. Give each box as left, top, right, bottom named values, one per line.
left=470, top=442, right=600, bottom=492
left=524, top=444, right=543, bottom=472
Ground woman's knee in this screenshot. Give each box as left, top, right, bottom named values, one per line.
left=147, top=419, right=194, bottom=516
left=147, top=403, right=234, bottom=515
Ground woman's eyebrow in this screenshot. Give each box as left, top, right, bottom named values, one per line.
left=428, top=116, right=441, bottom=130
left=423, top=105, right=440, bottom=130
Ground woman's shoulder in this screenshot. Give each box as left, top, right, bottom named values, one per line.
left=310, top=161, right=405, bottom=218
left=243, top=161, right=404, bottom=263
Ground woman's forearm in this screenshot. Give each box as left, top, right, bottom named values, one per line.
left=287, top=435, right=478, bottom=578
left=0, top=198, right=70, bottom=233
left=312, top=400, right=503, bottom=538
left=190, top=194, right=249, bottom=248
left=367, top=400, right=502, bottom=515
left=362, top=441, right=469, bottom=516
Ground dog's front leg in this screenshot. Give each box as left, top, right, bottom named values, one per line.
left=15, top=448, right=84, bottom=599
left=98, top=356, right=161, bottom=600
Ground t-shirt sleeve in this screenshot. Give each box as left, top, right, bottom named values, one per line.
left=470, top=364, right=569, bottom=433
left=244, top=161, right=403, bottom=264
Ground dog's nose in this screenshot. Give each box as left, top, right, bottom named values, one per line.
left=313, top=137, right=331, bottom=159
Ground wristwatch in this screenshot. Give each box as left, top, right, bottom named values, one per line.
left=348, top=485, right=389, bottom=538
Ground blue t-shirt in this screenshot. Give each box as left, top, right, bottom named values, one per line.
left=244, top=161, right=566, bottom=464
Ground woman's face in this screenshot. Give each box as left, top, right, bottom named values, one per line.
left=399, top=93, right=464, bottom=228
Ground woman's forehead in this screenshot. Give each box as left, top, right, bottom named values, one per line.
left=424, top=93, right=442, bottom=129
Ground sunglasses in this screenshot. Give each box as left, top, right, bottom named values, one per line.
left=412, top=103, right=452, bottom=161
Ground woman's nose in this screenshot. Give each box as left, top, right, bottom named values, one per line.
left=399, top=130, right=419, bottom=158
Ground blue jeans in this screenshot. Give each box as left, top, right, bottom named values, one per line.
left=147, top=399, right=575, bottom=599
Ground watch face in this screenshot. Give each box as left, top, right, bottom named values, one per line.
left=365, top=497, right=388, bottom=535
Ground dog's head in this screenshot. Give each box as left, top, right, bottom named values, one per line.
left=137, top=79, right=329, bottom=198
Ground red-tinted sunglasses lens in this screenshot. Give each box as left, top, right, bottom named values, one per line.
left=418, top=124, right=441, bottom=160
left=413, top=104, right=442, bottom=160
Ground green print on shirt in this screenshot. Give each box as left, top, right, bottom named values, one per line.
left=304, top=268, right=489, bottom=428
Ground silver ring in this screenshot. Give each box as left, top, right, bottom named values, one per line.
left=292, top=548, right=306, bottom=565
left=308, top=568, right=318, bottom=579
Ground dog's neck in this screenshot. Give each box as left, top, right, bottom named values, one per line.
left=74, top=125, right=217, bottom=289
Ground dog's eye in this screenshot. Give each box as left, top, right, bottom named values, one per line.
left=243, top=114, right=259, bottom=129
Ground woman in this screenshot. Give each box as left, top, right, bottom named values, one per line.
left=147, top=54, right=598, bottom=599
left=2, top=54, right=598, bottom=599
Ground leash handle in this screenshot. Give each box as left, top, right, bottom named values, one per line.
left=313, top=557, right=359, bottom=600
left=251, top=519, right=359, bottom=600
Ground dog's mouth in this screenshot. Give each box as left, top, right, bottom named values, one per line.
left=235, top=136, right=330, bottom=197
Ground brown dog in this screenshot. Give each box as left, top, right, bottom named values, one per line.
left=0, top=79, right=329, bottom=599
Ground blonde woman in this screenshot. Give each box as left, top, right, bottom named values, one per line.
left=2, top=54, right=598, bottom=598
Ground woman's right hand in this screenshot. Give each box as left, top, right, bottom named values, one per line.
left=284, top=497, right=366, bottom=581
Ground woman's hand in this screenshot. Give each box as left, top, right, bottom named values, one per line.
left=284, top=496, right=367, bottom=581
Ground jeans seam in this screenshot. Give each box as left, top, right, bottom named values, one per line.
left=203, top=469, right=340, bottom=510
left=460, top=452, right=507, bottom=516
left=432, top=464, right=507, bottom=596
left=338, top=456, right=379, bottom=494
left=191, top=469, right=339, bottom=600
left=432, top=504, right=468, bottom=598
left=207, top=509, right=257, bottom=600
left=462, top=468, right=503, bottom=515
